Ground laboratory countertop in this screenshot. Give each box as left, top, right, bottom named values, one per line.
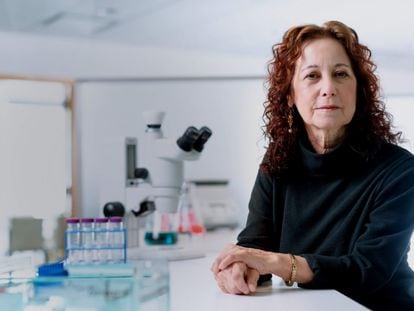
left=0, top=229, right=368, bottom=310
left=169, top=253, right=368, bottom=311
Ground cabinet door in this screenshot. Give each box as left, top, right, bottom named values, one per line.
left=0, top=79, right=71, bottom=255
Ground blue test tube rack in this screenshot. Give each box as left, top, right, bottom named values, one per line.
left=64, top=217, right=127, bottom=265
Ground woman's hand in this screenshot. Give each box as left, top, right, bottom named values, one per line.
left=211, top=244, right=314, bottom=284
left=214, top=261, right=260, bottom=295
left=211, top=244, right=280, bottom=276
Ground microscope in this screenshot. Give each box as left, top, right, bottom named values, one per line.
left=101, top=111, right=212, bottom=258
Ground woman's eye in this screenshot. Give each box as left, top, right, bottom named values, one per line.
left=305, top=73, right=318, bottom=80
left=335, top=71, right=349, bottom=78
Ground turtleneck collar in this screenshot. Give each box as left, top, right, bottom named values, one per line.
left=298, top=135, right=363, bottom=177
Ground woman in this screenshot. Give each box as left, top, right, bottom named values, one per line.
left=211, top=21, right=414, bottom=310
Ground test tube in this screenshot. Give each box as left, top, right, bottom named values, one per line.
left=80, top=218, right=94, bottom=263
left=108, top=217, right=125, bottom=263
left=94, top=217, right=109, bottom=263
left=65, top=218, right=80, bottom=264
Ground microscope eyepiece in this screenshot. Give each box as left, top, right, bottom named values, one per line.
left=177, top=126, right=200, bottom=152
left=193, top=126, right=212, bottom=152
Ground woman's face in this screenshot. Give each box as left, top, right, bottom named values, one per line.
left=291, top=38, right=357, bottom=136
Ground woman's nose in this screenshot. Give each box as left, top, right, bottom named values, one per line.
left=321, top=78, right=336, bottom=97
left=322, top=91, right=336, bottom=97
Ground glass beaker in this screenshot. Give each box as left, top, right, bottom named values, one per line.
left=144, top=210, right=178, bottom=246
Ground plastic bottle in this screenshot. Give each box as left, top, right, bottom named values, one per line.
left=80, top=218, right=94, bottom=263
left=65, top=218, right=80, bottom=264
left=108, top=217, right=125, bottom=263
left=94, top=218, right=109, bottom=263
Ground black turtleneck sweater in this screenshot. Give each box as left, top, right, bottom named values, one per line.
left=237, top=140, right=414, bottom=310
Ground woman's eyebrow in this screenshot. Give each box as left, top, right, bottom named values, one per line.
left=300, top=63, right=350, bottom=72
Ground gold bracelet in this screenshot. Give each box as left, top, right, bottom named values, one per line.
left=285, top=254, right=297, bottom=287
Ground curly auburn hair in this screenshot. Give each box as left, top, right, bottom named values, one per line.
left=261, top=20, right=401, bottom=175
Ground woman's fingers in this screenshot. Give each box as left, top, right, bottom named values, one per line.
left=218, top=247, right=274, bottom=275
left=231, top=263, right=251, bottom=294
left=216, top=267, right=242, bottom=294
left=218, top=249, right=245, bottom=271
left=212, top=245, right=274, bottom=295
left=246, top=268, right=260, bottom=292
left=210, top=243, right=237, bottom=274
left=215, top=263, right=258, bottom=295
left=218, top=264, right=246, bottom=294
left=217, top=279, right=229, bottom=294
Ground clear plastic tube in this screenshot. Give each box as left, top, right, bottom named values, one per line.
left=94, top=218, right=109, bottom=263
left=80, top=218, right=94, bottom=263
left=108, top=217, right=125, bottom=263
left=65, top=218, right=80, bottom=264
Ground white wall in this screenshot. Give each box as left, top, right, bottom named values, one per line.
left=385, top=96, right=414, bottom=152
left=2, top=31, right=414, bottom=93
left=0, top=31, right=265, bottom=79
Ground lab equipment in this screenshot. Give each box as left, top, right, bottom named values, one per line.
left=0, top=259, right=170, bottom=311
left=129, top=111, right=212, bottom=215
left=178, top=181, right=205, bottom=235
left=80, top=218, right=94, bottom=263
left=37, top=261, right=68, bottom=276
left=64, top=217, right=127, bottom=264
left=65, top=218, right=80, bottom=264
left=144, top=210, right=179, bottom=245
left=108, top=217, right=125, bottom=263
left=103, top=201, right=125, bottom=217
left=100, top=111, right=212, bottom=252
left=94, top=217, right=109, bottom=263
left=188, top=180, right=239, bottom=230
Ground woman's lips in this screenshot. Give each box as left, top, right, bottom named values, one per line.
left=315, top=105, right=339, bottom=110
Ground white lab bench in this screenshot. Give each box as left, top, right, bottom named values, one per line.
left=169, top=253, right=368, bottom=311
left=168, top=229, right=367, bottom=311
